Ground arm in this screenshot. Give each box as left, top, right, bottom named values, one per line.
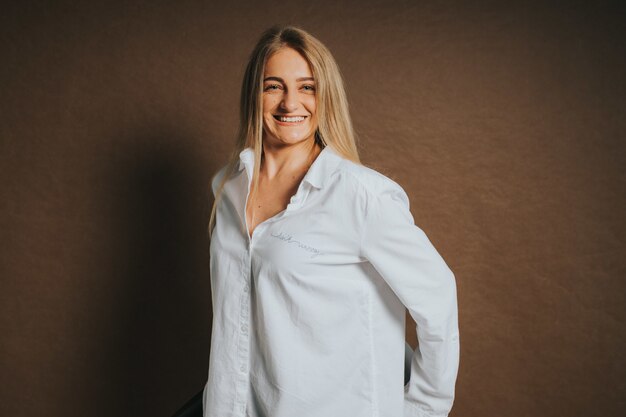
left=360, top=185, right=460, bottom=417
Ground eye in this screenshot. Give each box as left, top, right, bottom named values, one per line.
left=264, top=84, right=282, bottom=91
left=302, top=84, right=316, bottom=92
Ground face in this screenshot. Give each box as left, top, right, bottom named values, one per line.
left=262, top=47, right=318, bottom=147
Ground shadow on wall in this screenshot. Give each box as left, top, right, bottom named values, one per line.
left=94, top=130, right=213, bottom=416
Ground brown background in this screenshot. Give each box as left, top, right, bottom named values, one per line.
left=1, top=1, right=624, bottom=416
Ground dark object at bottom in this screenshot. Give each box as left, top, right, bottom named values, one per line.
left=172, top=389, right=203, bottom=417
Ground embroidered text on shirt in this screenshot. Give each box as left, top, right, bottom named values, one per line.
left=270, top=232, right=325, bottom=259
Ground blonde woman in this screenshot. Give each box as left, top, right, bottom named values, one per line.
left=203, top=25, right=459, bottom=417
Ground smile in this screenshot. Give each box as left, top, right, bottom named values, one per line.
left=273, top=115, right=307, bottom=123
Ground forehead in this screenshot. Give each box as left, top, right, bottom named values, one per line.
left=264, top=47, right=313, bottom=78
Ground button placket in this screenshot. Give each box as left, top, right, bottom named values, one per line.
left=233, top=249, right=252, bottom=415
left=233, top=192, right=306, bottom=415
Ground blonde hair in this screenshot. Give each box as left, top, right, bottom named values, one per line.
left=208, top=25, right=361, bottom=238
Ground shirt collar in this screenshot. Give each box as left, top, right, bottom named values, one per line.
left=237, top=145, right=342, bottom=190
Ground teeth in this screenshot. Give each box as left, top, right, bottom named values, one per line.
left=278, top=116, right=305, bottom=122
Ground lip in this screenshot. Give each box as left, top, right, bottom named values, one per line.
left=273, top=115, right=308, bottom=126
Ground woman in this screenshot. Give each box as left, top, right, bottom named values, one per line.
left=204, top=25, right=459, bottom=417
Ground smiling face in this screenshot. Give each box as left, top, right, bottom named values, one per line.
left=262, top=47, right=318, bottom=147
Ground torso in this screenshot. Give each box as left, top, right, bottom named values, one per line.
left=245, top=144, right=323, bottom=239
left=245, top=173, right=303, bottom=239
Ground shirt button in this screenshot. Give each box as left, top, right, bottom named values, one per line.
left=243, top=285, right=249, bottom=293
left=241, top=324, right=248, bottom=333
left=240, top=365, right=246, bottom=372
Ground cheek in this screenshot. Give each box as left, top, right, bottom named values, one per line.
left=305, top=97, right=317, bottom=115
left=262, top=96, right=277, bottom=114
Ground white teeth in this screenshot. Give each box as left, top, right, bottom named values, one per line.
left=278, top=116, right=305, bottom=122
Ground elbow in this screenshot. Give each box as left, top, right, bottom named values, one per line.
left=431, top=264, right=459, bottom=339
left=439, top=263, right=458, bottom=310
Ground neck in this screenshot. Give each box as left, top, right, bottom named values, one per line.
left=260, top=138, right=322, bottom=181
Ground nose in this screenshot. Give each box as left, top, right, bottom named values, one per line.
left=279, top=89, right=298, bottom=113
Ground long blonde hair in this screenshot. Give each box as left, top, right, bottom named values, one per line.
left=208, top=25, right=361, bottom=238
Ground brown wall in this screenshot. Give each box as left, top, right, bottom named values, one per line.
left=1, top=1, right=624, bottom=416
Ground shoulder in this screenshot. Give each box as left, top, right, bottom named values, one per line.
left=210, top=163, right=234, bottom=197
left=333, top=158, right=410, bottom=207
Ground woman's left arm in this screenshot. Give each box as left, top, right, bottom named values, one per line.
left=360, top=183, right=460, bottom=417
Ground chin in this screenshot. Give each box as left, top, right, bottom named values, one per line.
left=266, top=129, right=316, bottom=145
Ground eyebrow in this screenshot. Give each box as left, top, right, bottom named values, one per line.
left=263, top=76, right=315, bottom=82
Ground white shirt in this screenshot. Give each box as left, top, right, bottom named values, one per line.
left=203, top=145, right=459, bottom=417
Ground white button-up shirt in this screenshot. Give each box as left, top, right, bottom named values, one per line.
left=203, top=145, right=459, bottom=417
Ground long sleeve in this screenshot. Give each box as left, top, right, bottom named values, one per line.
left=360, top=185, right=460, bottom=417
